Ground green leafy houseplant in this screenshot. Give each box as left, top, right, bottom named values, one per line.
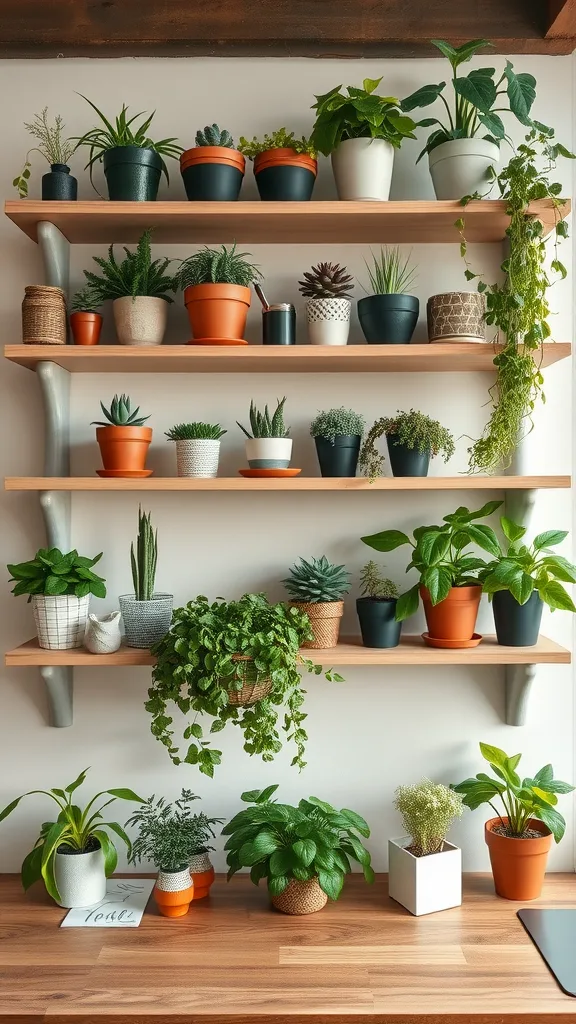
left=394, top=779, right=464, bottom=856
left=362, top=248, right=417, bottom=296
left=8, top=548, right=106, bottom=601
left=237, top=398, right=290, bottom=439
left=480, top=517, right=576, bottom=611
left=92, top=394, right=150, bottom=428
left=196, top=124, right=234, bottom=148
left=0, top=767, right=143, bottom=902
left=359, top=410, right=455, bottom=479
left=239, top=128, right=315, bottom=159
left=14, top=107, right=76, bottom=197
left=359, top=560, right=399, bottom=600
left=223, top=785, right=374, bottom=902
left=126, top=790, right=223, bottom=871
left=175, top=243, right=261, bottom=290
left=310, top=408, right=365, bottom=444
left=311, top=78, right=417, bottom=156
left=70, top=285, right=101, bottom=314
left=165, top=422, right=227, bottom=441
left=283, top=556, right=351, bottom=604
left=83, top=229, right=175, bottom=303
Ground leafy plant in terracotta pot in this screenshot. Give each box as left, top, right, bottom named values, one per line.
left=237, top=397, right=292, bottom=471
left=69, top=286, right=103, bottom=346
left=223, top=784, right=374, bottom=915
left=174, top=243, right=261, bottom=343
left=119, top=507, right=173, bottom=649
left=298, top=262, right=354, bottom=346
left=309, top=407, right=365, bottom=477
left=356, top=561, right=401, bottom=649
left=453, top=743, right=574, bottom=900
left=283, top=555, right=351, bottom=649
left=180, top=124, right=245, bottom=201
left=359, top=409, right=455, bottom=479
left=165, top=421, right=227, bottom=478
left=92, top=394, right=152, bottom=476
left=358, top=247, right=419, bottom=344
left=239, top=128, right=317, bottom=201
left=14, top=107, right=77, bottom=200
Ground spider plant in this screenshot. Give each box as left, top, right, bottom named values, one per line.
left=362, top=247, right=417, bottom=296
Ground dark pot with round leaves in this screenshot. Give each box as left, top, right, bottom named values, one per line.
left=359, top=409, right=455, bottom=480
left=310, top=407, right=365, bottom=478
left=356, top=561, right=401, bottom=648
left=358, top=246, right=419, bottom=344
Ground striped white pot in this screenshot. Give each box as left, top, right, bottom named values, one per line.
left=175, top=439, right=221, bottom=478
left=245, top=437, right=293, bottom=469
left=32, top=594, right=90, bottom=650
left=54, top=846, right=106, bottom=908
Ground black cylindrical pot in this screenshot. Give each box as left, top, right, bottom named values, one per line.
left=357, top=294, right=419, bottom=344
left=387, top=437, right=430, bottom=477
left=181, top=163, right=243, bottom=201
left=263, top=305, right=296, bottom=345
left=315, top=435, right=361, bottom=477
left=356, top=597, right=401, bottom=648
left=492, top=590, right=543, bottom=647
left=103, top=146, right=163, bottom=201
left=42, top=164, right=77, bottom=201
left=255, top=166, right=316, bottom=201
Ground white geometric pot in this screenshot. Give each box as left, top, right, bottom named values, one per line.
left=113, top=296, right=168, bottom=346
left=32, top=594, right=90, bottom=650
left=428, top=139, right=500, bottom=201
left=388, top=837, right=462, bottom=916
left=331, top=138, right=394, bottom=201
left=84, top=611, right=122, bottom=654
left=54, top=845, right=106, bottom=908
left=245, top=437, right=293, bottom=469
left=175, top=439, right=221, bottom=478
left=305, top=298, right=351, bottom=346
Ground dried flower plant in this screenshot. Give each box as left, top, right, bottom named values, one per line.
left=394, top=779, right=464, bottom=856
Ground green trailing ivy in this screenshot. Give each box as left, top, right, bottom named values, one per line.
left=359, top=409, right=455, bottom=479
left=480, top=516, right=576, bottom=611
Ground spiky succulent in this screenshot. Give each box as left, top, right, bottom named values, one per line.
left=165, top=422, right=227, bottom=441
left=298, top=262, right=354, bottom=300
left=237, top=398, right=290, bottom=439
left=195, top=124, right=234, bottom=148
left=283, top=555, right=351, bottom=604
left=175, top=243, right=261, bottom=290
left=359, top=561, right=399, bottom=600
left=70, top=285, right=101, bottom=314
left=91, top=394, right=150, bottom=428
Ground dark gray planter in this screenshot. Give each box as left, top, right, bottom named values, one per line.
left=315, top=435, right=361, bottom=477
left=358, top=294, right=419, bottom=344
left=103, top=146, right=163, bottom=201
left=387, top=437, right=430, bottom=477
left=492, top=590, right=543, bottom=647
left=42, top=164, right=78, bottom=200
left=356, top=597, right=401, bottom=648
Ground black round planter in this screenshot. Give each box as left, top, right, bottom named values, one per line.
left=315, top=435, right=361, bottom=477
left=255, top=166, right=316, bottom=201
left=181, top=163, right=243, bottom=201
left=356, top=597, right=401, bottom=648
left=42, top=164, right=77, bottom=201
left=387, top=437, right=430, bottom=477
left=492, top=590, right=543, bottom=647
left=357, top=294, right=419, bottom=344
left=103, top=146, right=163, bottom=201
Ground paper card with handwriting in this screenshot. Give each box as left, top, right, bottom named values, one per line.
left=61, top=878, right=155, bottom=927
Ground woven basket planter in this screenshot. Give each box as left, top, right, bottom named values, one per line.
left=32, top=594, right=90, bottom=650
left=175, top=439, right=221, bottom=478
left=271, top=878, right=328, bottom=915
left=119, top=593, right=173, bottom=648
left=22, top=285, right=67, bottom=345
left=289, top=600, right=344, bottom=649
left=227, top=656, right=272, bottom=706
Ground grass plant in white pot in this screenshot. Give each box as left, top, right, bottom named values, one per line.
left=166, top=421, right=227, bottom=478
left=298, top=262, right=354, bottom=346
left=237, top=397, right=292, bottom=470
left=119, top=507, right=173, bottom=648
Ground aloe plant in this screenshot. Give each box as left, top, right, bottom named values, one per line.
left=237, top=398, right=290, bottom=439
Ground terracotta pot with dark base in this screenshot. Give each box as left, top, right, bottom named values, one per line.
left=254, top=150, right=317, bottom=201
left=70, top=312, right=103, bottom=346
left=96, top=425, right=152, bottom=474
left=180, top=147, right=245, bottom=201
left=485, top=817, right=552, bottom=901
left=421, top=584, right=481, bottom=644
left=184, top=283, right=251, bottom=342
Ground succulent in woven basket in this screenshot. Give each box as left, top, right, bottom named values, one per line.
left=298, top=262, right=354, bottom=300
left=92, top=394, right=150, bottom=428
left=195, top=124, right=234, bottom=148
left=238, top=128, right=316, bottom=160
left=283, top=555, right=351, bottom=604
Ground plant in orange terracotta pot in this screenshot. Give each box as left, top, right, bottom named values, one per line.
left=92, top=394, right=152, bottom=477
left=180, top=124, right=245, bottom=201
left=453, top=743, right=574, bottom=901
left=69, top=286, right=103, bottom=346
left=174, top=243, right=261, bottom=344
left=239, top=127, right=317, bottom=201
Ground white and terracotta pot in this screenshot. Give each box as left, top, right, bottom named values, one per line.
left=113, top=296, right=168, bottom=346
left=428, top=139, right=499, bottom=201
left=189, top=851, right=216, bottom=900
left=175, top=439, right=221, bottom=478
left=153, top=866, right=195, bottom=918
left=305, top=298, right=351, bottom=346
left=388, top=837, right=462, bottom=916
left=32, top=594, right=90, bottom=650
left=245, top=437, right=292, bottom=469
left=54, top=844, right=106, bottom=908
left=84, top=611, right=122, bottom=654
left=331, top=138, right=394, bottom=201
left=427, top=291, right=486, bottom=343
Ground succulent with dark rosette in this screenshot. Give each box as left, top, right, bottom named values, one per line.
left=283, top=555, right=351, bottom=604
left=92, top=394, right=150, bottom=428
left=298, top=262, right=354, bottom=300
left=195, top=124, right=234, bottom=148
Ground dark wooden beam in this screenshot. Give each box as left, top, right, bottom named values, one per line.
left=547, top=0, right=576, bottom=37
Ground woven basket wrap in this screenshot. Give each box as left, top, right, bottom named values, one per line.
left=289, top=600, right=344, bottom=649
left=175, top=439, right=220, bottom=478
left=227, top=655, right=272, bottom=706
left=271, top=878, right=328, bottom=915
left=22, top=285, right=66, bottom=345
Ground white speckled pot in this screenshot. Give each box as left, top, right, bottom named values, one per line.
left=175, top=439, right=221, bottom=478
left=54, top=845, right=106, bottom=908
left=113, top=296, right=168, bottom=346
left=305, top=298, right=351, bottom=346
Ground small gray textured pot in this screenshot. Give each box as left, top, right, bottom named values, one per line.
left=54, top=845, right=106, bottom=908
left=119, top=593, right=173, bottom=648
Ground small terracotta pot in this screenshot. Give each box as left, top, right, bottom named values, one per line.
left=70, top=311, right=103, bottom=346
left=184, top=283, right=251, bottom=342
left=154, top=867, right=195, bottom=918
left=254, top=149, right=317, bottom=201
left=180, top=147, right=245, bottom=202
left=485, top=817, right=552, bottom=901
left=96, top=426, right=152, bottom=473
left=189, top=852, right=216, bottom=900
left=289, top=600, right=344, bottom=649
left=420, top=584, right=481, bottom=643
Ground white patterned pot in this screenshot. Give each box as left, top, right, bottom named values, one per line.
left=54, top=845, right=106, bottom=908
left=305, top=298, right=351, bottom=346
left=428, top=138, right=499, bottom=201
left=175, top=439, right=221, bottom=478
left=119, top=593, right=173, bottom=648
left=331, top=137, right=394, bottom=201
left=32, top=594, right=90, bottom=650
left=113, top=296, right=168, bottom=346
left=388, top=837, right=462, bottom=917
left=84, top=611, right=122, bottom=654
left=245, top=437, right=293, bottom=469
left=154, top=866, right=195, bottom=918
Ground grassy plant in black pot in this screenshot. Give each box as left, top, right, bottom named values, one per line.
left=175, top=243, right=261, bottom=343
left=283, top=555, right=351, bottom=649
left=358, top=247, right=419, bottom=344
left=239, top=128, right=317, bottom=201
left=299, top=262, right=354, bottom=346
left=359, top=410, right=455, bottom=479
left=180, top=124, right=244, bottom=201
left=310, top=407, right=365, bottom=477
left=356, top=561, right=401, bottom=649
left=119, top=507, right=172, bottom=649
left=165, top=421, right=226, bottom=478
left=14, top=107, right=77, bottom=200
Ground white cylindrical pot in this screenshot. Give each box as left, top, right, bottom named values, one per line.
left=245, top=437, right=293, bottom=469
left=175, top=439, right=221, bottom=478
left=54, top=846, right=106, bottom=908
left=32, top=594, right=90, bottom=650
left=113, top=296, right=168, bottom=346
left=119, top=593, right=173, bottom=648
left=306, top=298, right=351, bottom=346
left=331, top=138, right=394, bottom=201
left=388, top=837, right=462, bottom=916
left=84, top=611, right=122, bottom=654
left=428, top=139, right=500, bottom=201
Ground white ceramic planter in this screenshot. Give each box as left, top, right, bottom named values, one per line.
left=388, top=837, right=462, bottom=916
left=305, top=298, right=351, bottom=346
left=331, top=138, right=394, bottom=201
left=54, top=845, right=106, bottom=908
left=175, top=439, right=221, bottom=477
left=32, top=594, right=90, bottom=650
left=245, top=437, right=293, bottom=469
left=428, top=139, right=499, bottom=201
left=84, top=611, right=122, bottom=654
left=113, top=296, right=168, bottom=346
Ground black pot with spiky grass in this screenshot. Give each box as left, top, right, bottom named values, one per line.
left=299, top=263, right=354, bottom=346
left=180, top=125, right=245, bottom=202
left=358, top=248, right=419, bottom=344
left=356, top=561, right=401, bottom=648
left=282, top=555, right=351, bottom=649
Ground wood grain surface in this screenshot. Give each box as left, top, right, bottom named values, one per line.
left=4, top=476, right=572, bottom=492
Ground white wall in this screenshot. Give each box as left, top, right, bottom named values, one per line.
left=0, top=55, right=574, bottom=875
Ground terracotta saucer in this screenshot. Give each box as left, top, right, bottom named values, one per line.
left=422, top=632, right=483, bottom=649
left=97, top=469, right=154, bottom=478
left=239, top=468, right=302, bottom=478
left=187, top=338, right=249, bottom=346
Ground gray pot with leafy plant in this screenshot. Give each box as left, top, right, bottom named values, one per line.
left=175, top=243, right=261, bottom=343
left=298, top=263, right=354, bottom=346
left=13, top=107, right=77, bottom=200
left=165, top=422, right=226, bottom=478
left=358, top=247, right=419, bottom=344
left=237, top=397, right=292, bottom=469
left=356, top=561, right=401, bottom=648
left=119, top=507, right=172, bottom=648
left=239, top=128, right=317, bottom=201
left=310, top=407, right=365, bottom=477
left=223, top=785, right=374, bottom=914
left=8, top=547, right=106, bottom=650
left=360, top=410, right=455, bottom=479
left=283, top=555, right=351, bottom=649
left=92, top=394, right=152, bottom=476
left=180, top=124, right=245, bottom=201
left=311, top=78, right=417, bottom=200
left=69, top=286, right=103, bottom=346
left=0, top=767, right=142, bottom=908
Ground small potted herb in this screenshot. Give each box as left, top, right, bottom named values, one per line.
left=454, top=743, right=574, bottom=900
left=358, top=247, right=419, bottom=344
left=69, top=286, right=103, bottom=346
left=237, top=397, right=292, bottom=471
left=356, top=561, right=401, bottom=649
left=92, top=394, right=152, bottom=476
left=180, top=124, right=245, bottom=201
left=165, top=422, right=227, bottom=478
left=14, top=107, right=77, bottom=200
left=239, top=128, right=317, bottom=201
left=298, top=262, right=354, bottom=346
left=283, top=555, right=351, bottom=649
left=174, top=243, right=261, bottom=343
left=389, top=779, right=464, bottom=916
left=8, top=547, right=106, bottom=651
left=360, top=410, right=455, bottom=478
left=119, top=507, right=173, bottom=648
left=223, top=785, right=374, bottom=915
left=309, top=407, right=365, bottom=477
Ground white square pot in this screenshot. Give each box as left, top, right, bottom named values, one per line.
left=388, top=837, right=462, bottom=916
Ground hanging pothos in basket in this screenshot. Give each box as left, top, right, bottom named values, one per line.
left=456, top=127, right=574, bottom=475
left=146, top=593, right=343, bottom=776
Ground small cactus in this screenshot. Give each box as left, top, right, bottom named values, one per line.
left=131, top=506, right=158, bottom=601
left=195, top=124, right=234, bottom=148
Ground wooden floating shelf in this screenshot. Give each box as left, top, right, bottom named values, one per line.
left=5, top=342, right=572, bottom=374
left=4, top=475, right=571, bottom=492
left=6, top=635, right=571, bottom=667
left=5, top=199, right=571, bottom=245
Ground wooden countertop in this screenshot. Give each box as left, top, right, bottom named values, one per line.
left=1, top=873, right=575, bottom=1023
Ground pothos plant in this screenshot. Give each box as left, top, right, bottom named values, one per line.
left=146, top=593, right=343, bottom=777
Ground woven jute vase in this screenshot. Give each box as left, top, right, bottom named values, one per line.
left=22, top=285, right=66, bottom=345
left=227, top=655, right=272, bottom=706
left=271, top=878, right=328, bottom=916
left=427, top=291, right=486, bottom=343
left=289, top=600, right=344, bottom=649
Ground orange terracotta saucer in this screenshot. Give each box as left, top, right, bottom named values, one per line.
left=422, top=632, right=482, bottom=649
left=97, top=469, right=154, bottom=478
left=187, top=338, right=249, bottom=346
left=239, top=468, right=302, bottom=478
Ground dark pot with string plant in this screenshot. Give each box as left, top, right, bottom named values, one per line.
left=309, top=407, right=365, bottom=477
left=239, top=128, right=317, bottom=201
left=359, top=409, right=455, bottom=479
left=356, top=561, right=401, bottom=649
left=357, top=248, right=419, bottom=344
left=13, top=107, right=77, bottom=201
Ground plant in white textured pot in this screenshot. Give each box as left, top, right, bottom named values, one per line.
left=237, top=397, right=292, bottom=469
left=298, top=262, right=354, bottom=346
left=389, top=779, right=464, bottom=916
left=119, top=507, right=173, bottom=648
left=0, top=768, right=143, bottom=908
left=8, top=546, right=106, bottom=650
left=165, top=421, right=227, bottom=478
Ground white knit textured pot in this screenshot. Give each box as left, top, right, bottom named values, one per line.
left=388, top=837, right=462, bottom=916
left=32, top=594, right=90, bottom=650
left=113, top=296, right=168, bottom=346
left=428, top=139, right=499, bottom=200
left=54, top=846, right=106, bottom=908
left=331, top=138, right=394, bottom=201
left=305, top=298, right=351, bottom=346
left=156, top=867, right=193, bottom=892
left=245, top=437, right=293, bottom=469
left=189, top=851, right=213, bottom=874
left=175, top=439, right=221, bottom=478
left=84, top=611, right=122, bottom=654
left=119, top=593, right=173, bottom=648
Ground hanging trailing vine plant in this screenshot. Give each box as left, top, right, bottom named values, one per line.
left=456, top=127, right=574, bottom=475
